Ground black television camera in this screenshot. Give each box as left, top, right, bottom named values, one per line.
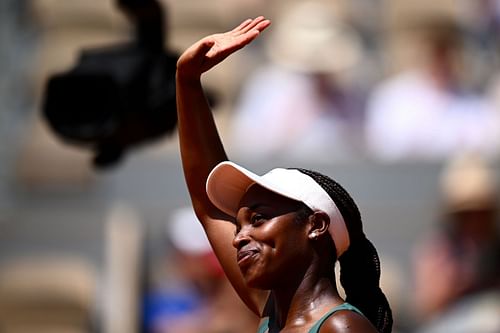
left=43, top=0, right=178, bottom=168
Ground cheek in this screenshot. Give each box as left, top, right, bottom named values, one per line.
left=268, top=222, right=308, bottom=253
left=264, top=228, right=310, bottom=271
left=247, top=242, right=309, bottom=289
left=276, top=237, right=310, bottom=267
left=258, top=219, right=306, bottom=246
left=240, top=236, right=284, bottom=288
left=243, top=219, right=310, bottom=286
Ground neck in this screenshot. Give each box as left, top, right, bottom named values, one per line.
left=270, top=262, right=343, bottom=330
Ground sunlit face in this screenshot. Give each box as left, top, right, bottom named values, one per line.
left=233, top=184, right=313, bottom=289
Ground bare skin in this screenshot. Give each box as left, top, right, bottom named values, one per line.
left=176, top=17, right=378, bottom=333
left=177, top=16, right=272, bottom=316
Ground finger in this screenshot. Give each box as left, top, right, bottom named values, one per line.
left=254, top=19, right=271, bottom=33
left=240, top=16, right=265, bottom=33
left=235, top=19, right=270, bottom=42
left=224, top=29, right=261, bottom=54
left=236, top=30, right=260, bottom=47
left=231, top=20, right=270, bottom=50
left=240, top=16, right=266, bottom=33
left=232, top=18, right=253, bottom=32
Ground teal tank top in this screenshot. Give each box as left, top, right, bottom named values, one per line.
left=257, top=302, right=364, bottom=333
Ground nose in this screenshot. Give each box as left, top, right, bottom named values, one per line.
left=232, top=227, right=251, bottom=250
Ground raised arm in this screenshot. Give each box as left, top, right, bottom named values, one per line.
left=176, top=17, right=271, bottom=316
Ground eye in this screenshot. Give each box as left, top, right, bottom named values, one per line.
left=250, top=213, right=266, bottom=225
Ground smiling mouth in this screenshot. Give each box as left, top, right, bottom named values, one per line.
left=237, top=249, right=258, bottom=265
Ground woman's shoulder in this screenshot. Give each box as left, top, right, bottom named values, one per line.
left=317, top=307, right=378, bottom=333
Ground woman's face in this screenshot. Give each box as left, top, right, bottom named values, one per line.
left=233, top=184, right=313, bottom=289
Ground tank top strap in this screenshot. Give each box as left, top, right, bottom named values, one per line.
left=308, top=303, right=364, bottom=333
left=255, top=303, right=364, bottom=333
left=256, top=317, right=270, bottom=333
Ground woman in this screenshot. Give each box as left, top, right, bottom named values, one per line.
left=176, top=16, right=392, bottom=333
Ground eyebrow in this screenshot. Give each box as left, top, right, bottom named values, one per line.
left=248, top=202, right=266, bottom=210
left=233, top=203, right=267, bottom=227
left=233, top=204, right=263, bottom=228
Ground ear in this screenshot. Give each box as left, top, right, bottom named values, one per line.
left=307, top=211, right=330, bottom=241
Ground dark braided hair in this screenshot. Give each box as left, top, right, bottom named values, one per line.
left=293, top=168, right=393, bottom=333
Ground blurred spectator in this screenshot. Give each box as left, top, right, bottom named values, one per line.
left=365, top=15, right=500, bottom=162
left=411, top=153, right=500, bottom=332
left=0, top=256, right=97, bottom=333
left=143, top=207, right=258, bottom=333
left=460, top=0, right=500, bottom=54
left=229, top=0, right=366, bottom=161
left=455, top=0, right=500, bottom=89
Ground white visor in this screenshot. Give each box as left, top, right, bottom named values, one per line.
left=206, top=161, right=350, bottom=256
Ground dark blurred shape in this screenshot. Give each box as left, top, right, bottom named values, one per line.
left=42, top=0, right=178, bottom=169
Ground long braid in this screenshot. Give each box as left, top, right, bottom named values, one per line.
left=293, top=168, right=393, bottom=333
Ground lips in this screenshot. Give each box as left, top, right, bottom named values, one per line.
left=237, top=248, right=258, bottom=265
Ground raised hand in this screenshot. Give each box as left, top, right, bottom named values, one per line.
left=176, top=16, right=271, bottom=81
left=175, top=15, right=273, bottom=316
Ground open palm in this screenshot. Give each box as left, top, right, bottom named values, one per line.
left=177, top=16, right=271, bottom=80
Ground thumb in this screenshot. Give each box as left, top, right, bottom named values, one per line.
left=196, top=39, right=216, bottom=56
left=177, top=39, right=215, bottom=72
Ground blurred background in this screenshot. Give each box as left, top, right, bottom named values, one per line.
left=1, top=0, right=500, bottom=332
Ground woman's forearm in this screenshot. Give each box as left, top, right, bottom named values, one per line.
left=176, top=74, right=228, bottom=215
left=173, top=18, right=272, bottom=316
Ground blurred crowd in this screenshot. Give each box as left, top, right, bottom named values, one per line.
left=227, top=0, right=500, bottom=163
left=411, top=154, right=500, bottom=333
left=1, top=0, right=500, bottom=333
left=4, top=0, right=500, bottom=164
